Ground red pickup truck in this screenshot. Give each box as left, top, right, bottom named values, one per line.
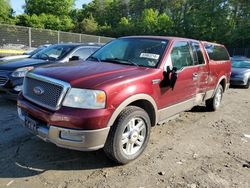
left=17, top=36, right=231, bottom=164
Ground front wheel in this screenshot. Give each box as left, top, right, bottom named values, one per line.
left=104, top=106, right=151, bottom=164
left=244, top=79, right=250, bottom=89
left=206, top=84, right=223, bottom=111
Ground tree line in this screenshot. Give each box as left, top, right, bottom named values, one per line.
left=0, top=0, right=249, bottom=48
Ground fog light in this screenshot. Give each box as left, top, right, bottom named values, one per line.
left=60, top=131, right=84, bottom=142
left=14, top=85, right=23, bottom=92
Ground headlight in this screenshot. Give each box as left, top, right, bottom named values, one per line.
left=63, top=88, right=106, bottom=109
left=11, top=66, right=34, bottom=77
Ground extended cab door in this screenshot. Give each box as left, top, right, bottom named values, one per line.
left=190, top=41, right=210, bottom=94
left=157, top=41, right=199, bottom=119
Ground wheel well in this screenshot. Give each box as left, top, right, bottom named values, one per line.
left=129, top=100, right=156, bottom=127
left=219, top=78, right=226, bottom=92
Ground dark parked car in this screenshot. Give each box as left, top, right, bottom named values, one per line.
left=230, top=57, right=250, bottom=88
left=0, top=43, right=101, bottom=99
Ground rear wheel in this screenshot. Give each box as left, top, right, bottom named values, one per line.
left=206, top=84, right=223, bottom=111
left=104, top=106, right=151, bottom=164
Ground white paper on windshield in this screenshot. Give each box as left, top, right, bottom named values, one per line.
left=140, top=53, right=160, bottom=60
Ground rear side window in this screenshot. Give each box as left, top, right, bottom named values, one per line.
left=204, top=44, right=230, bottom=61
left=191, top=42, right=205, bottom=65
left=170, top=41, right=193, bottom=70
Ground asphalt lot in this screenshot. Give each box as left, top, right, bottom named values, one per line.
left=0, top=88, right=250, bottom=188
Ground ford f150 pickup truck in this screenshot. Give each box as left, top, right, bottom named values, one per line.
left=17, top=36, right=231, bottom=164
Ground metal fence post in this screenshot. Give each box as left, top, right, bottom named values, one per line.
left=79, top=34, right=81, bottom=43
left=57, top=31, right=60, bottom=44
left=28, top=27, right=31, bottom=48
left=98, top=36, right=101, bottom=44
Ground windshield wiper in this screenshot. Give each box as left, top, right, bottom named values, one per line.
left=102, top=58, right=139, bottom=67
left=87, top=56, right=101, bottom=62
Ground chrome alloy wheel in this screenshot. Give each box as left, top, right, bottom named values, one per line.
left=121, top=117, right=146, bottom=155
left=214, top=87, right=223, bottom=108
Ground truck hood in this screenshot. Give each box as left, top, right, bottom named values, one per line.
left=32, top=61, right=153, bottom=88
left=0, top=58, right=52, bottom=71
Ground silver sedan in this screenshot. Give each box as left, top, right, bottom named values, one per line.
left=230, top=58, right=250, bottom=88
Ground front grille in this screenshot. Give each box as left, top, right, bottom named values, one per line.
left=0, top=76, right=8, bottom=86
left=23, top=73, right=70, bottom=111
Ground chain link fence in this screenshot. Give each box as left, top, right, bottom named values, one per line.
left=0, top=24, right=113, bottom=50
left=228, top=48, right=250, bottom=58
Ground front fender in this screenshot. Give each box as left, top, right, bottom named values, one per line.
left=107, top=93, right=158, bottom=127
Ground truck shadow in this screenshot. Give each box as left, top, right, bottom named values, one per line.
left=0, top=137, right=118, bottom=178
left=189, top=105, right=210, bottom=113
left=0, top=97, right=119, bottom=178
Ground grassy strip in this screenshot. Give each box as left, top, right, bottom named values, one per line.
left=0, top=49, right=26, bottom=55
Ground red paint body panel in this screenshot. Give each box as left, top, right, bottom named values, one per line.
left=17, top=36, right=231, bottom=130
left=18, top=94, right=114, bottom=130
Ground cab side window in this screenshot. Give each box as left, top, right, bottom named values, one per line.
left=171, top=41, right=193, bottom=70
left=191, top=42, right=205, bottom=65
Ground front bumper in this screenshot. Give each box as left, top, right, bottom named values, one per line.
left=0, top=72, right=23, bottom=99
left=18, top=107, right=110, bottom=151
left=230, top=77, right=248, bottom=86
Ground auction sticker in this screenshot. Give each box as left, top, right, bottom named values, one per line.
left=140, top=53, right=160, bottom=60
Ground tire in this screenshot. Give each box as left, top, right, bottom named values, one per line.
left=244, top=79, right=250, bottom=89
left=104, top=106, right=151, bottom=164
left=206, top=84, right=223, bottom=111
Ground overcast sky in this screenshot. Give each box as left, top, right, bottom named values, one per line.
left=10, top=0, right=93, bottom=15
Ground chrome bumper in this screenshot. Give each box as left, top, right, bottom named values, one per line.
left=18, top=107, right=110, bottom=151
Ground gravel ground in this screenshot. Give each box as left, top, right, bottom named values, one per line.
left=0, top=88, right=250, bottom=188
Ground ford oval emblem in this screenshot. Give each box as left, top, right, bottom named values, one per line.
left=33, top=86, right=44, bottom=95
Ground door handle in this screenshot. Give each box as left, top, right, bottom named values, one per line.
left=192, top=73, right=198, bottom=80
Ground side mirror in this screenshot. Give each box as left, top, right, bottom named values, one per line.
left=161, top=66, right=178, bottom=89
left=170, top=67, right=178, bottom=89
left=69, top=56, right=80, bottom=61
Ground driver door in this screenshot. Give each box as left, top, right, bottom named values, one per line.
left=157, top=41, right=198, bottom=120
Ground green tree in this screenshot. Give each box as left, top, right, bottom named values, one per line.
left=76, top=14, right=98, bottom=34
left=4, top=0, right=250, bottom=48
left=16, top=14, right=73, bottom=31
left=16, top=14, right=44, bottom=28
left=157, top=13, right=173, bottom=35
left=114, top=17, right=133, bottom=36
left=0, top=0, right=14, bottom=24
left=17, top=0, right=74, bottom=31
left=24, top=0, right=74, bottom=16
left=138, top=9, right=159, bottom=34
left=228, top=0, right=250, bottom=47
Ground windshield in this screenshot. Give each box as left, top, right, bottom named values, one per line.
left=26, top=47, right=45, bottom=56
left=31, top=45, right=74, bottom=61
left=87, top=38, right=168, bottom=68
left=232, top=60, right=250, bottom=69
